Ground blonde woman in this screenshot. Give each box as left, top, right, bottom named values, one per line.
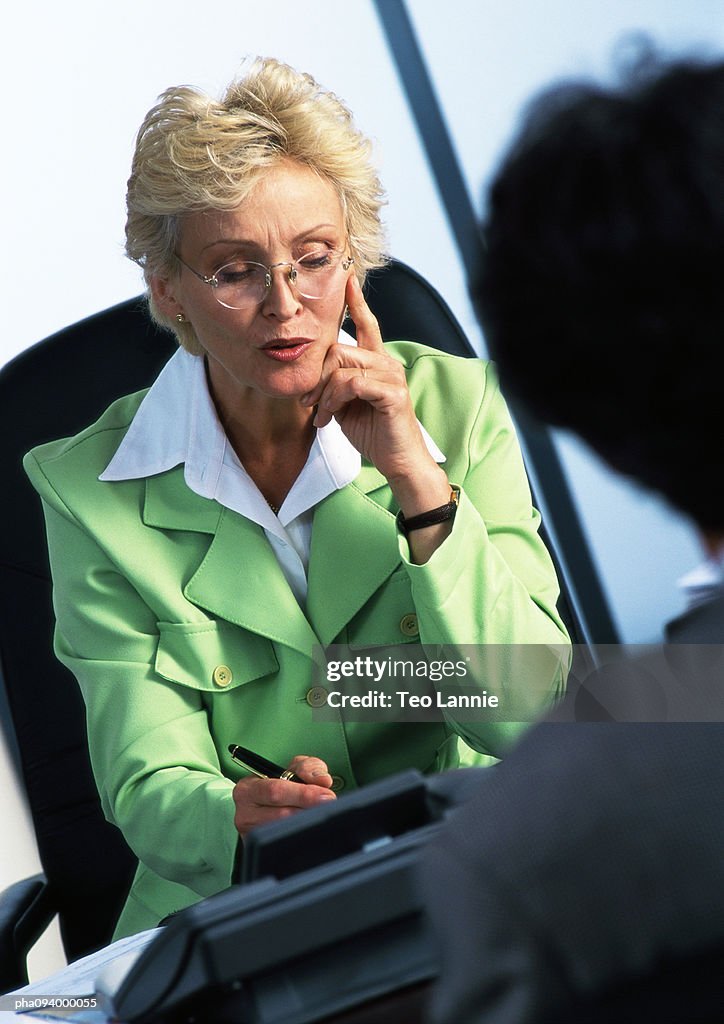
left=25, top=58, right=569, bottom=938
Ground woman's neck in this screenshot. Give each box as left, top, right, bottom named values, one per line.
left=207, top=369, right=317, bottom=510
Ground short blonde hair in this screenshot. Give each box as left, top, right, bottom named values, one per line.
left=125, top=57, right=387, bottom=353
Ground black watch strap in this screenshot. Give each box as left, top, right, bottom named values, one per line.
left=397, top=486, right=460, bottom=536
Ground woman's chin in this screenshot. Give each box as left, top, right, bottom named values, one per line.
left=256, top=351, right=325, bottom=397
left=256, top=367, right=320, bottom=403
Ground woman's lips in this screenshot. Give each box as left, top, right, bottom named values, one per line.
left=261, top=339, right=313, bottom=362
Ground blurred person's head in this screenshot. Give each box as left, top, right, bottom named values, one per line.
left=475, top=44, right=724, bottom=536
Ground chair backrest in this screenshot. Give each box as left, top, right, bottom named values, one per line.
left=0, top=299, right=173, bottom=960
left=0, top=258, right=578, bottom=961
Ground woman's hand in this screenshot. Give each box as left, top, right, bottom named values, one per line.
left=303, top=275, right=437, bottom=487
left=302, top=274, right=454, bottom=563
left=232, top=755, right=336, bottom=839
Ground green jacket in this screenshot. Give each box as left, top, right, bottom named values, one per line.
left=24, top=342, right=569, bottom=938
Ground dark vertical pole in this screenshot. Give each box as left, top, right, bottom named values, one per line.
left=373, top=0, right=619, bottom=643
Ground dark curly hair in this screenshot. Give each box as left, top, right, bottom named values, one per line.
left=475, top=49, right=724, bottom=532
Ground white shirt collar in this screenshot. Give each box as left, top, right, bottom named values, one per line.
left=678, top=547, right=724, bottom=610
left=100, top=329, right=445, bottom=531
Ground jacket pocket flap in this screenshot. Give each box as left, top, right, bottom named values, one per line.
left=155, top=620, right=278, bottom=691
left=346, top=569, right=419, bottom=649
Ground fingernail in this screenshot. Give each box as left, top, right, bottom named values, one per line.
left=312, top=768, right=329, bottom=777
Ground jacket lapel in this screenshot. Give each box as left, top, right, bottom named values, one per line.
left=307, top=473, right=401, bottom=646
left=144, top=470, right=319, bottom=656
left=143, top=466, right=222, bottom=534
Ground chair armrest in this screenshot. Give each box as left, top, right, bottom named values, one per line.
left=0, top=873, right=55, bottom=993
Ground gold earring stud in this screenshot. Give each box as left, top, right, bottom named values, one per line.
left=176, top=313, right=187, bottom=324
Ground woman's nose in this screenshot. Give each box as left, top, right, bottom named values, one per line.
left=261, top=265, right=303, bottom=318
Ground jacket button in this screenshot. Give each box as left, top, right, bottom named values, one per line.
left=213, top=664, right=232, bottom=687
left=330, top=775, right=345, bottom=792
left=306, top=686, right=329, bottom=708
left=399, top=613, right=419, bottom=637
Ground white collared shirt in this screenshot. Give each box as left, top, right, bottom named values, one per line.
left=101, top=330, right=444, bottom=604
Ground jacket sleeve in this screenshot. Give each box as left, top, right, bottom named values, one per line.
left=399, top=358, right=571, bottom=755
left=23, top=460, right=238, bottom=902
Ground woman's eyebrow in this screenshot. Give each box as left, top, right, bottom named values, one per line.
left=200, top=224, right=342, bottom=253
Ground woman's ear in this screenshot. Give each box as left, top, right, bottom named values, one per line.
left=149, top=274, right=182, bottom=320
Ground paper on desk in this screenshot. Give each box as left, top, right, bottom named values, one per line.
left=2, top=928, right=160, bottom=1023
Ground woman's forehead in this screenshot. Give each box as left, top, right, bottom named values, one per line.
left=180, top=162, right=345, bottom=252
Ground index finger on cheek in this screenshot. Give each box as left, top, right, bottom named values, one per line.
left=345, top=275, right=384, bottom=352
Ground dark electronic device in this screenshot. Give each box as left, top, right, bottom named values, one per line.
left=105, top=768, right=486, bottom=1024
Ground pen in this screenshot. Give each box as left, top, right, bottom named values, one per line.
left=228, top=743, right=306, bottom=784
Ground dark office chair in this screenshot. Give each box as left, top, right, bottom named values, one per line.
left=0, top=258, right=581, bottom=992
